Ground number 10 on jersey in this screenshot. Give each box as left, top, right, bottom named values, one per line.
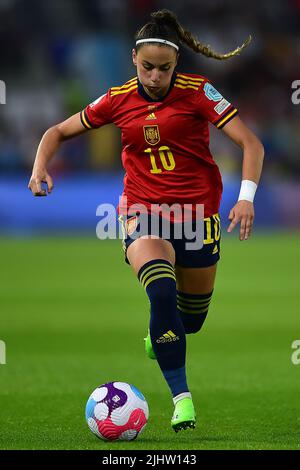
left=144, top=146, right=176, bottom=174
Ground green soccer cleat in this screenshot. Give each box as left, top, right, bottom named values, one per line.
left=144, top=330, right=156, bottom=360
left=171, top=397, right=196, bottom=433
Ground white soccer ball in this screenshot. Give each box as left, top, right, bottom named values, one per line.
left=85, top=381, right=149, bottom=441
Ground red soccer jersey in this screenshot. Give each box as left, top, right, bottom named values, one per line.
left=80, top=72, right=238, bottom=220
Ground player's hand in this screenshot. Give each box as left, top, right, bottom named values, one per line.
left=227, top=200, right=254, bottom=240
left=28, top=168, right=54, bottom=196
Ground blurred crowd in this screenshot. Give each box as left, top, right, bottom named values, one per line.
left=0, top=0, right=300, bottom=180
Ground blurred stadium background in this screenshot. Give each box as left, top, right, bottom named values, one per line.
left=1, top=0, right=300, bottom=450
left=0, top=0, right=300, bottom=233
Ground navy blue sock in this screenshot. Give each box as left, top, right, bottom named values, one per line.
left=138, top=259, right=189, bottom=397
left=177, top=290, right=213, bottom=334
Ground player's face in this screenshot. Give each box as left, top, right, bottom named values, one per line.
left=132, top=45, right=178, bottom=100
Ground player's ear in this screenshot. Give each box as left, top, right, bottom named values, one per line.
left=175, top=52, right=179, bottom=67
left=132, top=48, right=137, bottom=66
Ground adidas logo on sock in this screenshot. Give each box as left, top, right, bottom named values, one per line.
left=156, top=330, right=180, bottom=343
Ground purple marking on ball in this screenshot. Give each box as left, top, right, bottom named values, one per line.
left=102, top=382, right=127, bottom=413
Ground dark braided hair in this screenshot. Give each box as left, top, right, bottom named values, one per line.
left=135, top=9, right=251, bottom=60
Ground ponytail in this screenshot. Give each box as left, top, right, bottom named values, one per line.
left=135, top=9, right=251, bottom=60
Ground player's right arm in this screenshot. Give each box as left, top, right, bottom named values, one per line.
left=28, top=112, right=88, bottom=196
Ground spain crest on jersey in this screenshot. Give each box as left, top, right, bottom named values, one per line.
left=143, top=125, right=160, bottom=146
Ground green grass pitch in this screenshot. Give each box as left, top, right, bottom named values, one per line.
left=0, top=233, right=299, bottom=450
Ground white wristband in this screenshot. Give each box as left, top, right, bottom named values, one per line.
left=238, top=180, right=257, bottom=203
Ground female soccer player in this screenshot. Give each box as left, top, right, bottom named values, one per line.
left=28, top=9, right=264, bottom=433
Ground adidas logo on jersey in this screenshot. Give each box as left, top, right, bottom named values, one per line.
left=145, top=112, right=157, bottom=120
left=156, top=330, right=179, bottom=343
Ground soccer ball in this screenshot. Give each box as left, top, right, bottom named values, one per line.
left=85, top=381, right=149, bottom=441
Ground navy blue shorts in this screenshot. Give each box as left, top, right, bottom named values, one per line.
left=118, top=213, right=221, bottom=268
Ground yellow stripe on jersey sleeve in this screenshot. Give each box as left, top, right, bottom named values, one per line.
left=174, top=74, right=204, bottom=91
left=124, top=76, right=138, bottom=84
left=175, top=77, right=203, bottom=87
left=80, top=110, right=92, bottom=129
left=111, top=81, right=137, bottom=91
left=174, top=83, right=199, bottom=91
left=177, top=73, right=204, bottom=83
left=216, top=108, right=238, bottom=128
left=111, top=84, right=138, bottom=96
left=111, top=78, right=138, bottom=92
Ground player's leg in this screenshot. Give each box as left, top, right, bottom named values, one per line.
left=175, top=264, right=217, bottom=334
left=173, top=212, right=220, bottom=333
left=144, top=263, right=217, bottom=349
left=127, top=236, right=195, bottom=431
left=126, top=235, right=173, bottom=358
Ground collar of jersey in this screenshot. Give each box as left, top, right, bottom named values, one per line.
left=137, top=71, right=177, bottom=102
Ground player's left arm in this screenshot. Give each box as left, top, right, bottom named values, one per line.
left=222, top=115, right=264, bottom=240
